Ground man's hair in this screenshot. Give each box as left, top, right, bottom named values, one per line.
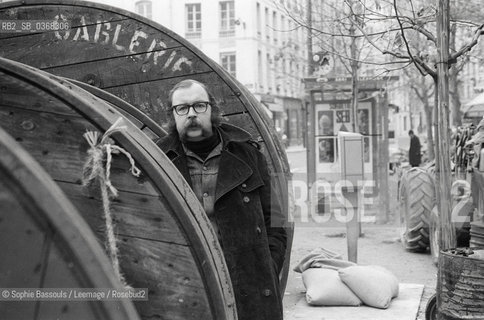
left=408, top=130, right=414, bottom=135
left=166, top=79, right=222, bottom=134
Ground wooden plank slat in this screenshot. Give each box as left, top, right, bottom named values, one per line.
left=0, top=106, right=160, bottom=196
left=46, top=47, right=212, bottom=88
left=58, top=181, right=187, bottom=245
left=36, top=237, right=97, bottom=320
left=118, top=237, right=212, bottom=320
left=224, top=112, right=263, bottom=141
left=0, top=182, right=45, bottom=319
left=67, top=78, right=167, bottom=139
left=0, top=72, right=79, bottom=116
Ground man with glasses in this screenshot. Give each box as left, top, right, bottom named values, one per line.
left=157, top=79, right=287, bottom=320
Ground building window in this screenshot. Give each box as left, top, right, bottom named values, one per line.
left=273, top=11, right=277, bottom=44
left=135, top=0, right=152, bottom=19
left=219, top=1, right=235, bottom=37
left=220, top=52, right=236, bottom=77
left=281, top=16, right=286, bottom=44
left=256, top=2, right=261, bottom=38
left=186, top=3, right=201, bottom=38
left=266, top=53, right=272, bottom=91
left=265, top=7, right=270, bottom=41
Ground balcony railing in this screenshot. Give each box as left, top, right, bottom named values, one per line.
left=219, top=29, right=235, bottom=37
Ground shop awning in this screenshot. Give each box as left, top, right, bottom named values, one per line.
left=463, top=92, right=484, bottom=118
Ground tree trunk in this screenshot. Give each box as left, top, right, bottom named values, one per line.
left=449, top=24, right=462, bottom=127
left=377, top=93, right=390, bottom=224
left=436, top=0, right=456, bottom=251
left=423, top=103, right=434, bottom=161
left=433, top=76, right=441, bottom=210
left=421, top=77, right=435, bottom=161
left=449, top=66, right=462, bottom=127
left=436, top=0, right=456, bottom=315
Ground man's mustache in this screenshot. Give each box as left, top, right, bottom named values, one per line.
left=186, top=118, right=202, bottom=127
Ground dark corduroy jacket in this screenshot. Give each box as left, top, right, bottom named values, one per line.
left=157, top=123, right=287, bottom=320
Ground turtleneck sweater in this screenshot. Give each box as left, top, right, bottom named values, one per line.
left=183, top=131, right=221, bottom=160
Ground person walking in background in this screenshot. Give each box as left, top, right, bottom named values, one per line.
left=157, top=79, right=287, bottom=320
left=408, top=130, right=421, bottom=167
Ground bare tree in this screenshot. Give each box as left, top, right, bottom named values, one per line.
left=381, top=0, right=483, bottom=124
left=280, top=0, right=483, bottom=153
left=276, top=0, right=397, bottom=132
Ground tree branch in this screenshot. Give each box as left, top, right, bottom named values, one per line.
left=410, top=24, right=436, bottom=43
left=393, top=0, right=437, bottom=78
left=449, top=23, right=484, bottom=63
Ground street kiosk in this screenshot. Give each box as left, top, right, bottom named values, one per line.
left=304, top=76, right=398, bottom=223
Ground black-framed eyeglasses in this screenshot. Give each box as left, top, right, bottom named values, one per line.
left=172, top=101, right=210, bottom=116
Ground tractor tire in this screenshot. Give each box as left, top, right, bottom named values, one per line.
left=425, top=294, right=437, bottom=320
left=399, top=167, right=435, bottom=252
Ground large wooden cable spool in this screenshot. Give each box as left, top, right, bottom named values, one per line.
left=0, top=125, right=140, bottom=320
left=0, top=0, right=294, bottom=292
left=437, top=248, right=484, bottom=319
left=0, top=56, right=237, bottom=320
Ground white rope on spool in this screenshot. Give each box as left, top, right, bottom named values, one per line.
left=82, top=117, right=141, bottom=287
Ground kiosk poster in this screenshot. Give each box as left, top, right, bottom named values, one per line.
left=318, top=137, right=335, bottom=163
left=317, top=110, right=334, bottom=136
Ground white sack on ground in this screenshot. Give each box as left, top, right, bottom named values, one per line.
left=339, top=265, right=399, bottom=309
left=294, top=247, right=356, bottom=273
left=302, top=268, right=362, bottom=306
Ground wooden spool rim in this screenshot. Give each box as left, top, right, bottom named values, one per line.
left=0, top=56, right=237, bottom=320
left=0, top=126, right=140, bottom=320
left=440, top=247, right=484, bottom=261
